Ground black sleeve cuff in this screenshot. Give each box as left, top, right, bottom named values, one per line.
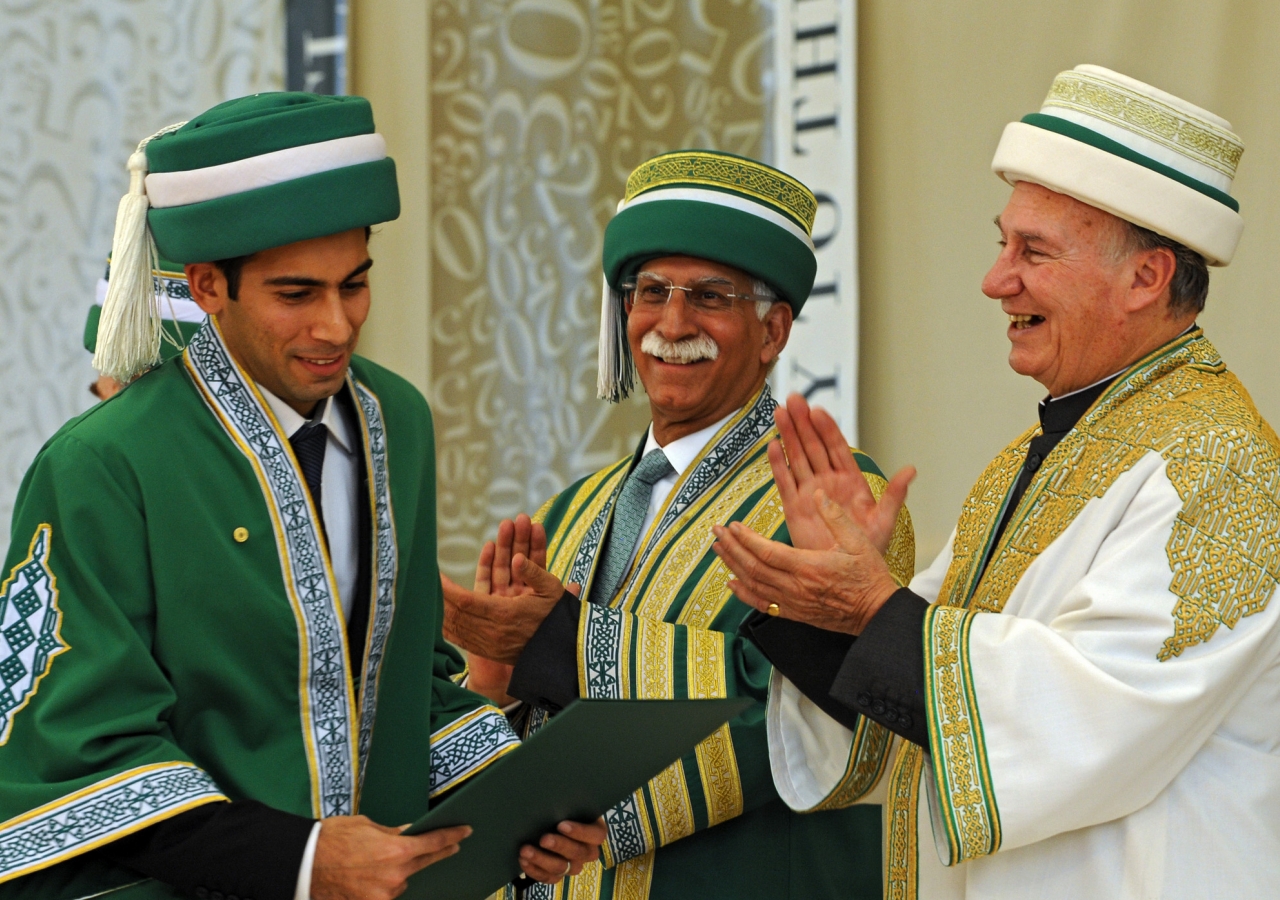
left=831, top=588, right=930, bottom=747
left=739, top=612, right=860, bottom=730
left=102, top=799, right=315, bottom=900
left=508, top=590, right=582, bottom=711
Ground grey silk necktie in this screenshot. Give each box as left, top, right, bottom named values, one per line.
left=590, top=448, right=674, bottom=604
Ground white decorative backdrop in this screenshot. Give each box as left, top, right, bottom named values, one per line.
left=426, top=0, right=776, bottom=579
left=0, top=0, right=283, bottom=526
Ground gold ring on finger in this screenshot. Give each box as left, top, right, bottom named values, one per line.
left=767, top=603, right=780, bottom=617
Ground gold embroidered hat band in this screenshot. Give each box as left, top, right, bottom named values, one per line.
left=991, top=64, right=1245, bottom=266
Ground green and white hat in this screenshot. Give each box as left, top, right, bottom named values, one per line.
left=85, top=255, right=202, bottom=364
left=598, top=150, right=818, bottom=401
left=95, top=92, right=399, bottom=382
left=992, top=64, right=1244, bottom=266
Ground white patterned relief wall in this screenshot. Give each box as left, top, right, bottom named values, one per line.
left=0, top=0, right=283, bottom=526
left=429, top=0, right=774, bottom=579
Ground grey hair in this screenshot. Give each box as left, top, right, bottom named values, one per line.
left=751, top=279, right=778, bottom=320
left=1111, top=221, right=1210, bottom=315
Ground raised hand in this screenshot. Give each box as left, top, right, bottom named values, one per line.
left=770, top=393, right=914, bottom=553
left=481, top=515, right=549, bottom=598
left=463, top=515, right=550, bottom=705
left=712, top=490, right=899, bottom=635
left=443, top=555, right=572, bottom=665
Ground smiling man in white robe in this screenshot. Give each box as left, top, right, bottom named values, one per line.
left=712, top=65, right=1280, bottom=899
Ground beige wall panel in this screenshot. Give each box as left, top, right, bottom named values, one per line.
left=350, top=0, right=431, bottom=394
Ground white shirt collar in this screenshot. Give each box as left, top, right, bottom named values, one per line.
left=641, top=408, right=739, bottom=477
left=258, top=385, right=355, bottom=454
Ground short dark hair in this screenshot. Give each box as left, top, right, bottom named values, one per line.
left=214, top=225, right=373, bottom=300
left=1116, top=221, right=1209, bottom=315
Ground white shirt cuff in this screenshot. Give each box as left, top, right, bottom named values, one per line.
left=294, top=821, right=322, bottom=900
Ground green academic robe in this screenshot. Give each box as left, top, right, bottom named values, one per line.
left=0, top=320, right=518, bottom=898
left=515, top=386, right=915, bottom=900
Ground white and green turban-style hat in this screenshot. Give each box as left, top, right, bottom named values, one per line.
left=94, top=92, right=399, bottom=382
left=598, top=150, right=818, bottom=402
left=992, top=64, right=1244, bottom=265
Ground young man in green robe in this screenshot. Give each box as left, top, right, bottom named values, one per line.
left=0, top=92, right=603, bottom=900
left=442, top=151, right=914, bottom=900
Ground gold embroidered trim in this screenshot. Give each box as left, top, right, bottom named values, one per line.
left=634, top=616, right=675, bottom=701
left=686, top=629, right=743, bottom=826
left=1044, top=71, right=1243, bottom=177
left=611, top=851, right=655, bottom=900
left=634, top=617, right=694, bottom=844
left=933, top=430, right=1033, bottom=611
left=884, top=742, right=923, bottom=900
left=545, top=463, right=629, bottom=576
left=960, top=333, right=1280, bottom=659
left=624, top=151, right=817, bottom=232
left=924, top=605, right=999, bottom=864
left=811, top=716, right=893, bottom=812
left=639, top=455, right=775, bottom=623
left=566, top=861, right=601, bottom=900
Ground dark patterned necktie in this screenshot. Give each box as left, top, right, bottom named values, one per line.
left=589, top=448, right=674, bottom=604
left=290, top=422, right=329, bottom=530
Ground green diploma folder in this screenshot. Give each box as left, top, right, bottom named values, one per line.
left=403, top=697, right=752, bottom=900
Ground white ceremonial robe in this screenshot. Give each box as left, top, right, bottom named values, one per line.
left=767, top=330, right=1280, bottom=899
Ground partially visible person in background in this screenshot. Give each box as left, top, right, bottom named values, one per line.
left=84, top=254, right=203, bottom=400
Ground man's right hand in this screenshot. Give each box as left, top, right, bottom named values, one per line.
left=310, top=816, right=471, bottom=900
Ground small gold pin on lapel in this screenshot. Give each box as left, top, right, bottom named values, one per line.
left=233, top=527, right=249, bottom=543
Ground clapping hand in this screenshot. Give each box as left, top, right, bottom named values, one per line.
left=456, top=515, right=546, bottom=705
left=443, top=515, right=579, bottom=675
left=769, top=393, right=914, bottom=552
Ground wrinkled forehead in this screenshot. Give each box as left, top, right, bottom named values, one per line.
left=999, top=181, right=1129, bottom=249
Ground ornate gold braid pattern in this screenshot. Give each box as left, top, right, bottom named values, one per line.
left=884, top=741, right=923, bottom=900
left=966, top=332, right=1280, bottom=660
left=1045, top=71, right=1243, bottom=177
left=932, top=430, right=1035, bottom=611
left=612, top=851, right=655, bottom=900
left=624, top=151, right=817, bottom=232
left=633, top=616, right=695, bottom=845
left=923, top=604, right=999, bottom=863
left=811, top=715, right=894, bottom=812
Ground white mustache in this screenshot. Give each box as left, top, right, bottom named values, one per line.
left=641, top=331, right=720, bottom=364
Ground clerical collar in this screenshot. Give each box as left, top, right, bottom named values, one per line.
left=1038, top=323, right=1200, bottom=432
left=1037, top=375, right=1117, bottom=437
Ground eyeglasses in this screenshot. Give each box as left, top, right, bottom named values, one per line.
left=620, top=274, right=764, bottom=315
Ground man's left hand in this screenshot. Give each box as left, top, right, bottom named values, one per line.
left=712, top=490, right=899, bottom=635
left=519, top=817, right=607, bottom=883
left=442, top=555, right=567, bottom=664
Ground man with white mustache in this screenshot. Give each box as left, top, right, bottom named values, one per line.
left=441, top=150, right=915, bottom=900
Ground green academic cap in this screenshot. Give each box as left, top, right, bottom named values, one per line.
left=94, top=92, right=400, bottom=382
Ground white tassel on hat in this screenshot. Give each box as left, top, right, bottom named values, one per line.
left=595, top=275, right=635, bottom=402
left=93, top=122, right=186, bottom=383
